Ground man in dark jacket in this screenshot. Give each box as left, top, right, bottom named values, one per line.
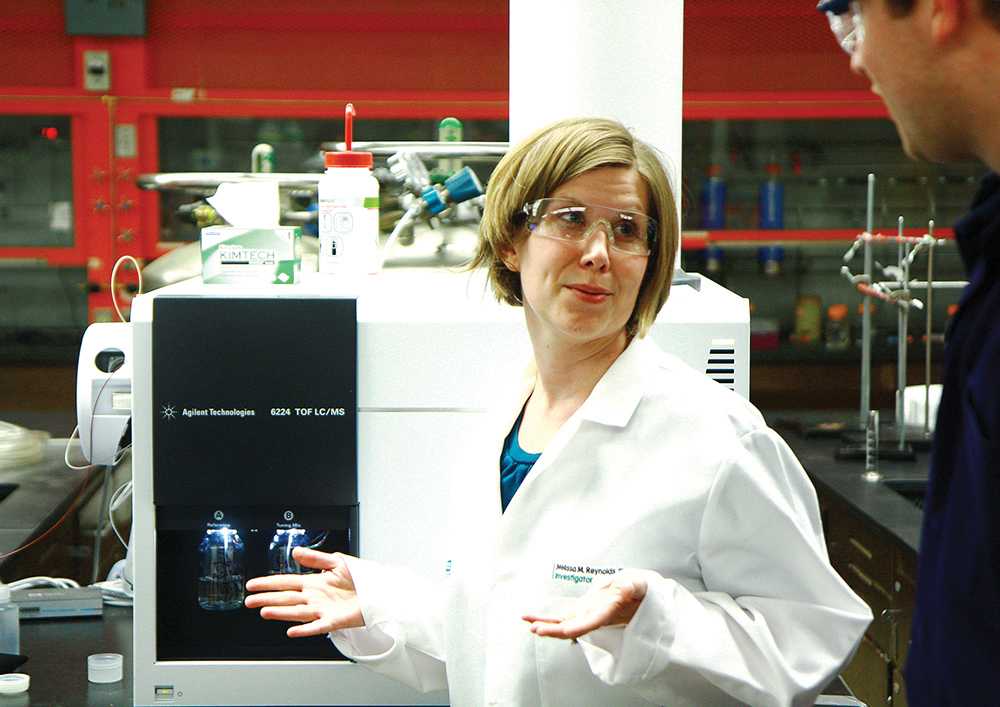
left=818, top=0, right=1000, bottom=704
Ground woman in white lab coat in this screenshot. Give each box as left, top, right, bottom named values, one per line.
left=245, top=117, right=872, bottom=707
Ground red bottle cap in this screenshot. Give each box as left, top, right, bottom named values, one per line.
left=325, top=151, right=373, bottom=168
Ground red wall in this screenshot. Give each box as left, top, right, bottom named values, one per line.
left=0, top=1, right=882, bottom=321
left=0, top=1, right=872, bottom=99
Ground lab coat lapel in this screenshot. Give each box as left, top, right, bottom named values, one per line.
left=452, top=390, right=526, bottom=578
left=500, top=337, right=650, bottom=502
left=576, top=336, right=650, bottom=428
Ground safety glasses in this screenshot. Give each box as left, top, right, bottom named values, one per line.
left=520, top=198, right=657, bottom=256
left=818, top=0, right=865, bottom=55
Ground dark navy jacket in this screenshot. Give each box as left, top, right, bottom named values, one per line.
left=906, top=173, right=1000, bottom=706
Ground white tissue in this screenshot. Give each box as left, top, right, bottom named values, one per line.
left=207, top=181, right=279, bottom=227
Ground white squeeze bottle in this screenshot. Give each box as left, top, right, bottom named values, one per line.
left=318, top=103, right=379, bottom=276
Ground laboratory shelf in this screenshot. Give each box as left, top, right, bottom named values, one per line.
left=749, top=340, right=945, bottom=366
left=681, top=228, right=957, bottom=251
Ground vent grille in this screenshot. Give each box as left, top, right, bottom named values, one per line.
left=705, top=338, right=736, bottom=390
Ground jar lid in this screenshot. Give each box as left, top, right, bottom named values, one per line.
left=88, top=653, right=123, bottom=683
left=0, top=673, right=30, bottom=695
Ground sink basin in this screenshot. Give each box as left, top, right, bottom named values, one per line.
left=882, top=479, right=928, bottom=510
left=0, top=482, right=17, bottom=503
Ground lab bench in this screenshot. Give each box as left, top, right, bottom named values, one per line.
left=2, top=418, right=905, bottom=706
left=9, top=606, right=133, bottom=707
left=0, top=440, right=105, bottom=583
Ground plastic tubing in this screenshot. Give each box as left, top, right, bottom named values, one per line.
left=0, top=421, right=49, bottom=470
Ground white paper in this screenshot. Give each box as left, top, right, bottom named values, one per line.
left=207, top=181, right=280, bottom=227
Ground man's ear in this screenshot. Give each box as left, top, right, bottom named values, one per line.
left=930, top=0, right=964, bottom=44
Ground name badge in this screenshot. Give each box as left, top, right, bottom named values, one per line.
left=551, top=562, right=622, bottom=586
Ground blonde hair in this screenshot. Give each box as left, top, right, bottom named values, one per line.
left=471, top=117, right=678, bottom=337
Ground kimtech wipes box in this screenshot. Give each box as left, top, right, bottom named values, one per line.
left=200, top=226, right=301, bottom=285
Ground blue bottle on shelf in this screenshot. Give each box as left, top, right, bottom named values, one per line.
left=758, top=162, right=784, bottom=230
left=699, top=164, right=727, bottom=229
left=757, top=245, right=785, bottom=277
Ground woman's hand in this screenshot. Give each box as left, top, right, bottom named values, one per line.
left=522, top=573, right=648, bottom=640
left=245, top=547, right=364, bottom=638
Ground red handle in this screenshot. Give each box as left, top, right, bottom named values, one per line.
left=345, top=103, right=355, bottom=152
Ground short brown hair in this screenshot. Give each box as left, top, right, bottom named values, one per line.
left=887, top=0, right=1000, bottom=29
left=471, top=117, right=679, bottom=338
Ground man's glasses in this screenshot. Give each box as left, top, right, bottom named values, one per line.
left=818, top=0, right=864, bottom=55
left=520, top=198, right=657, bottom=257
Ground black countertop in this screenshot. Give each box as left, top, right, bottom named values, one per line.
left=11, top=607, right=133, bottom=706
left=768, top=411, right=928, bottom=557
left=0, top=441, right=99, bottom=574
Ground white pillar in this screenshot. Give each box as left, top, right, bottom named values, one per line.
left=509, top=0, right=684, bottom=258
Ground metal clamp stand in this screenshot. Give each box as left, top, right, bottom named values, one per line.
left=834, top=174, right=956, bottom=467
left=879, top=219, right=966, bottom=445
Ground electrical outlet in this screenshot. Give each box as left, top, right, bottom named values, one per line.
left=83, top=50, right=111, bottom=92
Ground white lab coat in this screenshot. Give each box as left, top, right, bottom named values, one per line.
left=332, top=336, right=872, bottom=706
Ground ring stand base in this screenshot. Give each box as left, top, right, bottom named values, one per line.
left=834, top=442, right=918, bottom=462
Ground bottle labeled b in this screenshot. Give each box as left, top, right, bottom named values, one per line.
left=268, top=528, right=310, bottom=575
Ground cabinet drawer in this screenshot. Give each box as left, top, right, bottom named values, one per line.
left=820, top=488, right=907, bottom=659
left=836, top=509, right=895, bottom=597
left=893, top=549, right=917, bottom=667
left=833, top=554, right=893, bottom=652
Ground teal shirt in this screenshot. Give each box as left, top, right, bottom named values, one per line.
left=499, top=409, right=541, bottom=513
